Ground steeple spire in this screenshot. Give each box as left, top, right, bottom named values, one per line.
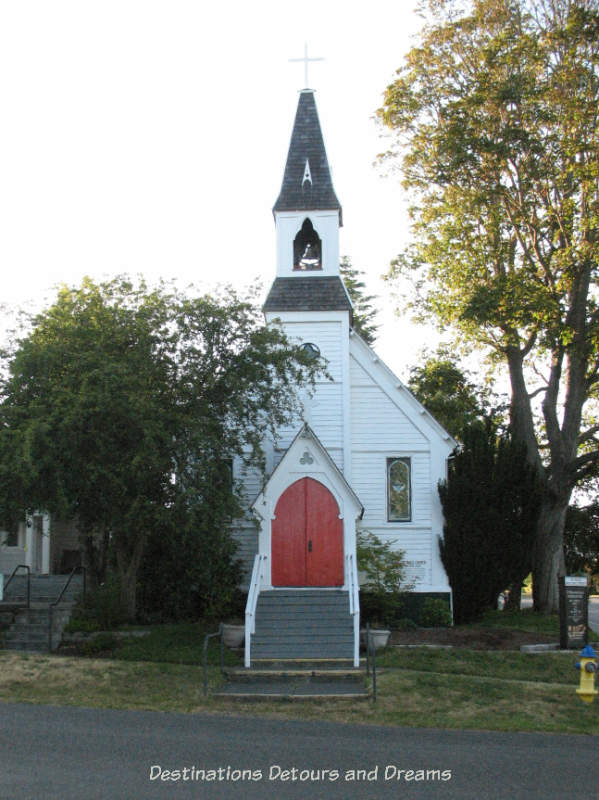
left=273, top=90, right=342, bottom=225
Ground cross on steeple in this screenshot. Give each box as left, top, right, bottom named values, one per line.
left=289, top=43, right=324, bottom=89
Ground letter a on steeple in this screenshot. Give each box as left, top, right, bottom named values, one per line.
left=302, top=159, right=312, bottom=187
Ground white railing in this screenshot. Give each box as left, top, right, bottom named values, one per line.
left=245, top=553, right=267, bottom=668
left=346, top=552, right=360, bottom=668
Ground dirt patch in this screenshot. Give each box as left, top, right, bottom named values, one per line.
left=389, top=627, right=557, bottom=650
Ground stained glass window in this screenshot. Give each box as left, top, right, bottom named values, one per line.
left=387, top=458, right=411, bottom=521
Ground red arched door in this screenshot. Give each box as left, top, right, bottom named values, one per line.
left=272, top=477, right=344, bottom=586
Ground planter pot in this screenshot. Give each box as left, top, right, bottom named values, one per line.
left=361, top=628, right=391, bottom=650
left=222, top=623, right=245, bottom=648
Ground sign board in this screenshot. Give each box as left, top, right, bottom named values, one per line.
left=565, top=576, right=588, bottom=587
left=559, top=576, right=588, bottom=649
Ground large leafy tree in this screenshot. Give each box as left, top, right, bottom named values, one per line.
left=0, top=277, right=320, bottom=618
left=379, top=0, right=599, bottom=611
left=408, top=347, right=493, bottom=440
left=564, top=501, right=599, bottom=585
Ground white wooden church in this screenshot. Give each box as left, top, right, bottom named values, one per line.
left=0, top=82, right=454, bottom=666
left=238, top=87, right=454, bottom=667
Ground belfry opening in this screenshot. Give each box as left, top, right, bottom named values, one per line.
left=293, top=218, right=322, bottom=270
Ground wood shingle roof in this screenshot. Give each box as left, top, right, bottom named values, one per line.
left=272, top=90, right=342, bottom=224
left=263, top=276, right=352, bottom=313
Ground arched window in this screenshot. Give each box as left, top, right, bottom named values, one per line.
left=293, top=218, right=322, bottom=270
left=387, top=458, right=411, bottom=521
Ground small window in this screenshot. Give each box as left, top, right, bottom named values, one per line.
left=300, top=342, right=320, bottom=359
left=387, top=458, right=411, bottom=521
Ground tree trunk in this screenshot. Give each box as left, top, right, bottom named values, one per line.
left=505, top=580, right=522, bottom=612
left=115, top=534, right=146, bottom=621
left=532, top=498, right=567, bottom=614
left=81, top=524, right=111, bottom=590
left=118, top=569, right=139, bottom=621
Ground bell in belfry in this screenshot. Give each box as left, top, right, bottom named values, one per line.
left=299, top=243, right=320, bottom=269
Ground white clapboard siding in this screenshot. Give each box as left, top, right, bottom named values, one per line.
left=283, top=320, right=344, bottom=382
left=276, top=381, right=344, bottom=451
left=350, top=388, right=428, bottom=451
left=360, top=527, right=433, bottom=588
left=350, top=356, right=375, bottom=386
left=351, top=451, right=432, bottom=527
left=231, top=525, right=259, bottom=586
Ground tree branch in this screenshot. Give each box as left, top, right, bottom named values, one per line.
left=542, top=346, right=565, bottom=462
left=528, top=385, right=548, bottom=400
left=572, top=448, right=599, bottom=475
left=578, top=425, right=599, bottom=446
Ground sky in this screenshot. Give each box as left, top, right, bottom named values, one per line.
left=0, top=0, right=439, bottom=379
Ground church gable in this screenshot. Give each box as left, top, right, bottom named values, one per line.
left=252, top=423, right=362, bottom=523
left=349, top=335, right=455, bottom=450
left=350, top=355, right=427, bottom=449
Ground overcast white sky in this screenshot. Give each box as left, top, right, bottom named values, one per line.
left=0, top=0, right=440, bottom=378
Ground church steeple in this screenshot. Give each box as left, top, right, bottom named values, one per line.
left=271, top=89, right=344, bottom=281
left=273, top=90, right=342, bottom=224
left=264, top=89, right=351, bottom=315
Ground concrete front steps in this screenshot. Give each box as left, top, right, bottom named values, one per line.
left=215, top=659, right=369, bottom=701
left=250, top=589, right=355, bottom=660
left=1, top=574, right=84, bottom=652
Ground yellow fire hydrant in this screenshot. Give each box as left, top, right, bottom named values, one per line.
left=575, top=644, right=598, bottom=704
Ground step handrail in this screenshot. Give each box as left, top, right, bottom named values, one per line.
left=203, top=623, right=224, bottom=696
left=245, top=553, right=267, bottom=668
left=346, top=552, right=360, bottom=668
left=365, top=622, right=377, bottom=703
left=48, top=566, right=87, bottom=651
left=3, top=565, right=31, bottom=608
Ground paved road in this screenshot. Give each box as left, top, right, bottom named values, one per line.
left=589, top=596, right=599, bottom=632
left=0, top=703, right=596, bottom=800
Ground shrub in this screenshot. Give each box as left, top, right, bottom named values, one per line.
left=439, top=421, right=540, bottom=624
left=357, top=530, right=413, bottom=627
left=418, top=597, right=452, bottom=627
left=79, top=632, right=119, bottom=656
left=73, top=577, right=128, bottom=630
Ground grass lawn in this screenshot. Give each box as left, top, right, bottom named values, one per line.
left=69, top=623, right=242, bottom=666
left=1, top=610, right=599, bottom=734
left=478, top=608, right=563, bottom=634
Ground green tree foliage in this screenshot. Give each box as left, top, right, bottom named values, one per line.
left=408, top=347, right=491, bottom=440
left=357, top=530, right=413, bottom=625
left=0, top=277, right=321, bottom=619
left=339, top=256, right=379, bottom=344
left=438, top=421, right=541, bottom=623
left=564, top=502, right=599, bottom=588
left=378, top=0, right=599, bottom=612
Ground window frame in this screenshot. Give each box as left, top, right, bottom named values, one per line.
left=386, top=457, right=412, bottom=522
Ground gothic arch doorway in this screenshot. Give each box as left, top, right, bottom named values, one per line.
left=271, top=477, right=343, bottom=586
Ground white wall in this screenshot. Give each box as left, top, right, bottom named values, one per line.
left=275, top=211, right=340, bottom=276
left=349, top=339, right=452, bottom=592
